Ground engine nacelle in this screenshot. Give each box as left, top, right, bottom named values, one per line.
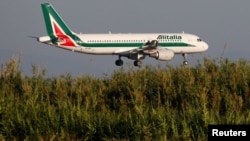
left=128, top=53, right=146, bottom=60
left=149, top=48, right=174, bottom=61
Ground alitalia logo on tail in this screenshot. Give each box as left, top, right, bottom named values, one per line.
left=50, top=16, right=76, bottom=47
left=42, top=3, right=81, bottom=47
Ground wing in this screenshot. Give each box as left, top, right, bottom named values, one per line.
left=135, top=40, right=158, bottom=53
left=114, top=39, right=175, bottom=62
left=115, top=40, right=159, bottom=55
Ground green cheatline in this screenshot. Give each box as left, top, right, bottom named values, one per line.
left=76, top=42, right=194, bottom=48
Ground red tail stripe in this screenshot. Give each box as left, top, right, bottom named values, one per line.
left=53, top=22, right=75, bottom=47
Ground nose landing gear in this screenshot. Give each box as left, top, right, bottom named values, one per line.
left=182, top=53, right=188, bottom=65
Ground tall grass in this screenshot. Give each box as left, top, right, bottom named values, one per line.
left=0, top=56, right=250, bottom=140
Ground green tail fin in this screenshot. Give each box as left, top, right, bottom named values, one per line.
left=41, top=3, right=81, bottom=47
left=41, top=3, right=73, bottom=37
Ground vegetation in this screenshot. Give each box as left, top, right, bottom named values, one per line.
left=0, top=57, right=250, bottom=141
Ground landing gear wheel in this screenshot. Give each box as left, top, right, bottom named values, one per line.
left=115, top=59, right=123, bottom=66
left=183, top=61, right=188, bottom=65
left=182, top=53, right=188, bottom=65
left=134, top=60, right=142, bottom=67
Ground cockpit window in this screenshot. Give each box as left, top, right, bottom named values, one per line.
left=197, top=39, right=202, bottom=42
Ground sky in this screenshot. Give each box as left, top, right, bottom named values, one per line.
left=0, top=0, right=249, bottom=77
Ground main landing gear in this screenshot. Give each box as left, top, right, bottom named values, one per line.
left=182, top=53, right=188, bottom=65
left=115, top=56, right=142, bottom=67
left=115, top=55, right=124, bottom=66
left=115, top=59, right=123, bottom=66
left=133, top=60, right=142, bottom=67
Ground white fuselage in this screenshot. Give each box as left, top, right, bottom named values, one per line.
left=43, top=33, right=208, bottom=55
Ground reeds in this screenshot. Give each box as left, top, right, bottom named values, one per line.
left=0, top=56, right=250, bottom=140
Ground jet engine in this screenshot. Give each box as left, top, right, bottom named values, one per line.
left=149, top=48, right=174, bottom=61
left=128, top=53, right=146, bottom=60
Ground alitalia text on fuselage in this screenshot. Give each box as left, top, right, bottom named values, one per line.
left=157, top=35, right=182, bottom=40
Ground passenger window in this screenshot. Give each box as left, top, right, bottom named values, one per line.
left=197, top=39, right=202, bottom=42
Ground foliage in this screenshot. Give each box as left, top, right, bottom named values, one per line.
left=0, top=57, right=250, bottom=140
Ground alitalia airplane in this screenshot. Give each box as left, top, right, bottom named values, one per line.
left=36, top=3, right=208, bottom=67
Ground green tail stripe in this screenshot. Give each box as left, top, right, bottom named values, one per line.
left=41, top=3, right=73, bottom=37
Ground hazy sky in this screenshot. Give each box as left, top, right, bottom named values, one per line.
left=1, top=0, right=249, bottom=77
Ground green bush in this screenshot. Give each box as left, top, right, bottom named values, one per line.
left=0, top=57, right=250, bottom=140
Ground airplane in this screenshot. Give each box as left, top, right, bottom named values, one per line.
left=36, top=3, right=208, bottom=67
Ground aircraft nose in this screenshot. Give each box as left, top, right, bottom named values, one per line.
left=203, top=42, right=209, bottom=51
